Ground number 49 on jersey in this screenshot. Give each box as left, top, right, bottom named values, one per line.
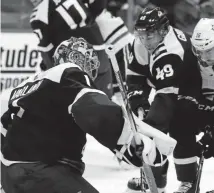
left=156, top=64, right=174, bottom=80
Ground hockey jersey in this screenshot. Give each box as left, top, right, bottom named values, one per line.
left=30, top=0, right=108, bottom=70
left=197, top=65, right=214, bottom=127
left=128, top=26, right=202, bottom=131
left=200, top=65, right=214, bottom=102
left=1, top=63, right=125, bottom=173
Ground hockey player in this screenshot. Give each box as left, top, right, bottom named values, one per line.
left=125, top=7, right=204, bottom=193
left=0, top=37, right=176, bottom=193
left=29, top=0, right=114, bottom=97
left=191, top=18, right=214, bottom=160
left=29, top=0, right=132, bottom=99
left=29, top=0, right=107, bottom=68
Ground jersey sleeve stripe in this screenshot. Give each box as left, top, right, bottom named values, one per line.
left=33, top=29, right=43, bottom=40
left=156, top=87, right=179, bottom=95
left=30, top=13, right=37, bottom=22
left=152, top=43, right=164, bottom=54
left=1, top=127, right=7, bottom=137
left=68, top=88, right=106, bottom=114
left=56, top=6, right=77, bottom=29
left=1, top=152, right=39, bottom=166
left=105, top=25, right=128, bottom=45
left=37, top=43, right=54, bottom=52
left=64, top=0, right=87, bottom=27
left=105, top=24, right=125, bottom=43
left=84, top=75, right=91, bottom=86
left=127, top=69, right=144, bottom=76
left=113, top=33, right=133, bottom=54
left=173, top=156, right=197, bottom=165
left=153, top=49, right=167, bottom=61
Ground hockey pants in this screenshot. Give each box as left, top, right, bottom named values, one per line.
left=1, top=162, right=99, bottom=193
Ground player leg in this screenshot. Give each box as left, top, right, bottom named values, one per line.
left=172, top=135, right=198, bottom=193
left=170, top=111, right=199, bottom=193
left=126, top=96, right=171, bottom=193
left=1, top=162, right=99, bottom=193
left=126, top=161, right=168, bottom=193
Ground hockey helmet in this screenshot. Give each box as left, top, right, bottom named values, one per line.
left=134, top=7, right=169, bottom=53
left=135, top=7, right=169, bottom=32
left=191, top=18, right=214, bottom=67
left=53, top=37, right=100, bottom=80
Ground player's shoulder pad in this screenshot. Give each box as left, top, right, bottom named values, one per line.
left=44, top=62, right=84, bottom=83
left=20, top=63, right=83, bottom=85
left=133, top=38, right=149, bottom=66
left=161, top=26, right=189, bottom=62
left=30, top=0, right=49, bottom=25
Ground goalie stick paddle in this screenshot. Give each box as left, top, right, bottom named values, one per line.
left=105, top=45, right=158, bottom=193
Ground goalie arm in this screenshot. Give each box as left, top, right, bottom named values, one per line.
left=69, top=85, right=172, bottom=167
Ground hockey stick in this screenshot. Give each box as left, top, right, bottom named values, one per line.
left=195, top=150, right=205, bottom=193
left=138, top=108, right=149, bottom=192
left=105, top=45, right=158, bottom=193
left=195, top=128, right=211, bottom=193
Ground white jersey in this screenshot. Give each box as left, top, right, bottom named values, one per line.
left=200, top=65, right=214, bottom=102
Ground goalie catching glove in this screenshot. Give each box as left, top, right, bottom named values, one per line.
left=114, top=106, right=177, bottom=167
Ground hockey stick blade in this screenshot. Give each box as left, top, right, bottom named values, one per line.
left=105, top=44, right=158, bottom=193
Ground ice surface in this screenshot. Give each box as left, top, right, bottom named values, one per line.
left=1, top=89, right=213, bottom=193
left=84, top=135, right=214, bottom=193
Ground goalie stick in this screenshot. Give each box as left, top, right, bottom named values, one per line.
left=105, top=45, right=158, bottom=193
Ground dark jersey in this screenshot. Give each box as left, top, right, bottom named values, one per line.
left=128, top=26, right=202, bottom=131
left=1, top=63, right=124, bottom=172
left=30, top=0, right=108, bottom=71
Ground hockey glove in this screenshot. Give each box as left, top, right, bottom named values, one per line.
left=115, top=132, right=165, bottom=167
left=127, top=90, right=150, bottom=120
left=115, top=109, right=168, bottom=167
left=196, top=126, right=214, bottom=159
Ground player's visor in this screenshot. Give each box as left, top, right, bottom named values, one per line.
left=134, top=27, right=161, bottom=53
left=134, top=27, right=157, bottom=40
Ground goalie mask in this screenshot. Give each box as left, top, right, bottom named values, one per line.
left=134, top=7, right=169, bottom=54
left=53, top=37, right=100, bottom=81
left=191, top=18, right=214, bottom=67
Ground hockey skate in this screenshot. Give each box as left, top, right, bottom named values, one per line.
left=125, top=177, right=165, bottom=193
left=174, top=182, right=199, bottom=193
